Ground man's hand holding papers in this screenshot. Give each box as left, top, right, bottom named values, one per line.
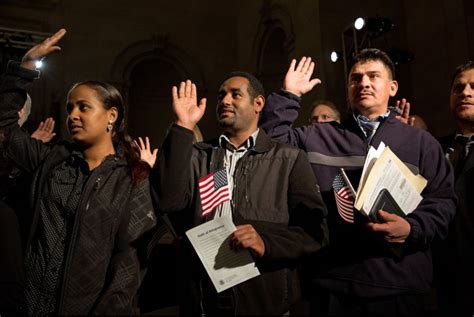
left=186, top=216, right=260, bottom=293
left=231, top=224, right=265, bottom=257
left=367, top=210, right=411, bottom=243
left=355, top=142, right=427, bottom=220
left=342, top=142, right=428, bottom=246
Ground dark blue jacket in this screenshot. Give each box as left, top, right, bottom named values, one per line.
left=260, top=90, right=456, bottom=297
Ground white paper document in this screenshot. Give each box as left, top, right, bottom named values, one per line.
left=357, top=142, right=386, bottom=193
left=361, top=156, right=423, bottom=215
left=355, top=145, right=428, bottom=216
left=185, top=216, right=260, bottom=293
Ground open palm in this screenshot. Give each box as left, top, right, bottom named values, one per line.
left=283, top=57, right=322, bottom=97
left=172, top=80, right=207, bottom=131
left=31, top=117, right=56, bottom=143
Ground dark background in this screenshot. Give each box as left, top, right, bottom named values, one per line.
left=1, top=0, right=473, bottom=145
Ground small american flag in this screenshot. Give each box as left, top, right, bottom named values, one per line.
left=332, top=173, right=355, bottom=223
left=199, top=169, right=230, bottom=217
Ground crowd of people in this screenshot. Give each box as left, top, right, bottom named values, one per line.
left=0, top=28, right=472, bottom=317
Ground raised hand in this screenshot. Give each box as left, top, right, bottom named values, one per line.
left=172, top=80, right=207, bottom=131
left=394, top=98, right=415, bottom=126
left=135, top=136, right=158, bottom=168
left=21, top=28, right=66, bottom=70
left=283, top=57, right=322, bottom=97
left=31, top=117, right=56, bottom=143
left=366, top=210, right=411, bottom=243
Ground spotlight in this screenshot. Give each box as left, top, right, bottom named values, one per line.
left=330, top=51, right=339, bottom=63
left=35, top=60, right=43, bottom=69
left=354, top=17, right=365, bottom=30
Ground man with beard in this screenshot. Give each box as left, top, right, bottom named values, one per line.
left=151, top=74, right=328, bottom=316
left=436, top=61, right=474, bottom=316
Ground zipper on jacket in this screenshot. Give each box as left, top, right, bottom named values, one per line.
left=233, top=152, right=251, bottom=206
left=232, top=286, right=238, bottom=317
left=56, top=170, right=100, bottom=314
left=242, top=164, right=249, bottom=203
left=199, top=279, right=205, bottom=317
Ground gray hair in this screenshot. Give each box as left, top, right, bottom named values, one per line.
left=18, top=94, right=32, bottom=127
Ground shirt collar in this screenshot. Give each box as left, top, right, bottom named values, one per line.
left=454, top=132, right=474, bottom=147
left=353, top=110, right=390, bottom=141
left=354, top=110, right=391, bottom=124
left=219, top=129, right=259, bottom=151
left=454, top=132, right=474, bottom=141
left=68, top=149, right=122, bottom=172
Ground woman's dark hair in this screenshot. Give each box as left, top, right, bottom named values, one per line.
left=68, top=81, right=149, bottom=185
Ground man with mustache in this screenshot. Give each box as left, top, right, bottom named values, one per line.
left=260, top=49, right=456, bottom=316
left=436, top=61, right=474, bottom=316
left=151, top=74, right=328, bottom=316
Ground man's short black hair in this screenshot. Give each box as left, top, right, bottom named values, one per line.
left=221, top=71, right=265, bottom=100
left=350, top=48, right=396, bottom=80
left=451, top=61, right=474, bottom=85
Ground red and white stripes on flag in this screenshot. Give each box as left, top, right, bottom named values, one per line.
left=332, top=173, right=355, bottom=223
left=199, top=169, right=231, bottom=217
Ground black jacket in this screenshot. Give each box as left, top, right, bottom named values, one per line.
left=0, top=62, right=156, bottom=315
left=151, top=124, right=328, bottom=316
left=437, top=134, right=474, bottom=314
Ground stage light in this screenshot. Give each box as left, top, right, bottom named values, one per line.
left=330, top=51, right=339, bottom=63
left=35, top=60, right=43, bottom=69
left=354, top=17, right=365, bottom=30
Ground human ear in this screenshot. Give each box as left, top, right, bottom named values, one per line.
left=389, top=80, right=399, bottom=97
left=108, top=107, right=118, bottom=124
left=254, top=95, right=265, bottom=113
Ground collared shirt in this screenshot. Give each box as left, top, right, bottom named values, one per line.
left=25, top=151, right=91, bottom=316
left=453, top=133, right=474, bottom=156
left=211, top=129, right=259, bottom=219
left=354, top=111, right=391, bottom=144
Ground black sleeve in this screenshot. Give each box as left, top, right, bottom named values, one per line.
left=149, top=124, right=196, bottom=214
left=0, top=61, right=38, bottom=129
left=0, top=61, right=53, bottom=173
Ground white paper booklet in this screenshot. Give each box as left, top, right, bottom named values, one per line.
left=357, top=142, right=386, bottom=194
left=185, top=216, right=260, bottom=293
left=355, top=144, right=428, bottom=216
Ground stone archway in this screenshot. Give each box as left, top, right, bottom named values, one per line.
left=110, top=36, right=205, bottom=147
left=127, top=57, right=182, bottom=146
